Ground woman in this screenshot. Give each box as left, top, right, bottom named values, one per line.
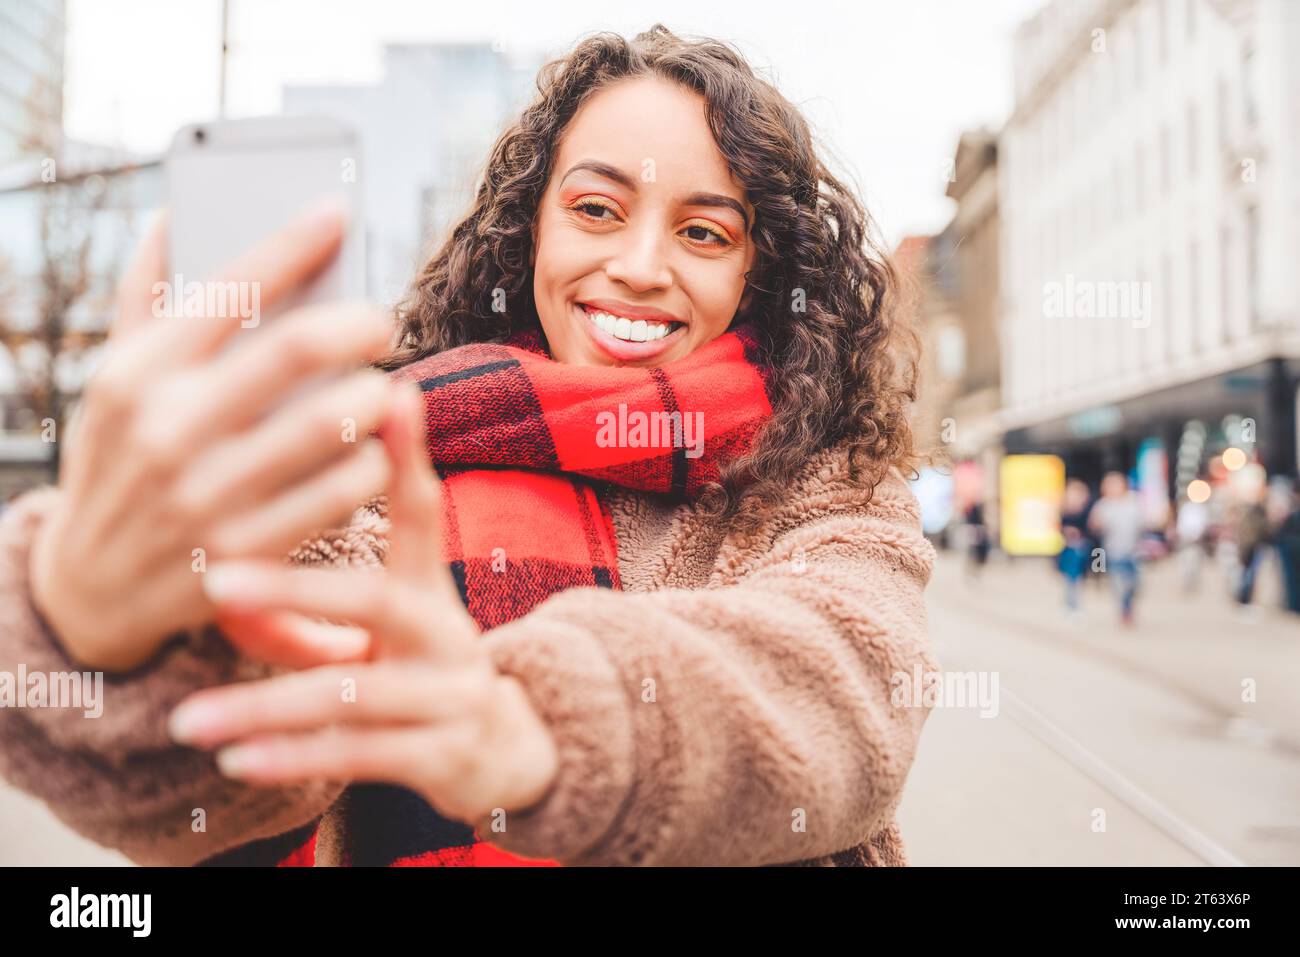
left=0, top=25, right=936, bottom=867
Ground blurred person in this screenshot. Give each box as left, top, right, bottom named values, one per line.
left=962, top=499, right=991, bottom=579
left=1275, top=488, right=1300, bottom=615
left=0, top=27, right=935, bottom=869
left=1209, top=493, right=1244, bottom=596
left=1088, top=471, right=1143, bottom=627
left=1234, top=485, right=1272, bottom=617
left=1174, top=493, right=1210, bottom=594
left=1057, top=478, right=1092, bottom=617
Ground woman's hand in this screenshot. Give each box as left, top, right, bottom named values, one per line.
left=28, top=203, right=399, bottom=673
left=164, top=384, right=560, bottom=828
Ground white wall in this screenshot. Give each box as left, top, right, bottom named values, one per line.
left=998, top=0, right=1299, bottom=427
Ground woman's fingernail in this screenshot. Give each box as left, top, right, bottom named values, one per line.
left=167, top=701, right=222, bottom=744
left=203, top=564, right=265, bottom=605
left=216, top=745, right=266, bottom=778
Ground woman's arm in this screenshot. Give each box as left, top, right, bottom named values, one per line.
left=0, top=487, right=349, bottom=866
left=469, top=468, right=939, bottom=866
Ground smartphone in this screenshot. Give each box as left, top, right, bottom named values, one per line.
left=165, top=115, right=366, bottom=331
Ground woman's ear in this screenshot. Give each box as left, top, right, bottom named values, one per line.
left=738, top=284, right=753, bottom=316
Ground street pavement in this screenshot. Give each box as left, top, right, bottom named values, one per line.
left=897, top=548, right=1300, bottom=866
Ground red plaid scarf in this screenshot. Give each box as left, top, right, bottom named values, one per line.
left=232, top=322, right=773, bottom=867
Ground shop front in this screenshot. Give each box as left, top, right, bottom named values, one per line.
left=1003, top=358, right=1300, bottom=500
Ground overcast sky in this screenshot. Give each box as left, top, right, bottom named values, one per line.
left=64, top=0, right=1045, bottom=245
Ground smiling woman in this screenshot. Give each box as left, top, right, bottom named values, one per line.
left=0, top=23, right=936, bottom=869
left=531, top=78, right=757, bottom=367
left=385, top=25, right=922, bottom=527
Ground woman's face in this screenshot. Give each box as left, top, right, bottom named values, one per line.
left=530, top=75, right=756, bottom=367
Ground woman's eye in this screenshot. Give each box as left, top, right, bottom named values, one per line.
left=570, top=202, right=729, bottom=247
left=574, top=202, right=615, bottom=220
left=683, top=224, right=729, bottom=246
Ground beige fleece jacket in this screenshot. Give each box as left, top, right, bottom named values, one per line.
left=0, top=439, right=937, bottom=866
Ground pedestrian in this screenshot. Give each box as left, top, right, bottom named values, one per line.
left=1058, top=478, right=1091, bottom=617
left=1174, top=494, right=1210, bottom=594
left=1275, top=488, right=1300, bottom=615
left=963, top=500, right=991, bottom=579
left=1234, top=487, right=1271, bottom=616
left=1088, top=471, right=1144, bottom=627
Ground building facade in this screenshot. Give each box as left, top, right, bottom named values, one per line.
left=901, top=128, right=1005, bottom=538
left=944, top=130, right=1003, bottom=519
left=0, top=0, right=65, bottom=164
left=283, top=42, right=544, bottom=303
left=0, top=39, right=544, bottom=490
left=998, top=0, right=1300, bottom=495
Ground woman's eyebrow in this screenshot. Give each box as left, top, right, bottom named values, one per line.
left=682, top=192, right=750, bottom=231
left=560, top=160, right=637, bottom=191
left=559, top=159, right=751, bottom=231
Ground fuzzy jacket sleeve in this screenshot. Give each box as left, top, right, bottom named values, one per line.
left=468, top=463, right=939, bottom=866
left=0, top=487, right=360, bottom=866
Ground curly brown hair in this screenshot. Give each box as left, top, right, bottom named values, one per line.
left=377, top=24, right=921, bottom=528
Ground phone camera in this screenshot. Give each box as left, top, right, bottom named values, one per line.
left=193, top=128, right=206, bottom=145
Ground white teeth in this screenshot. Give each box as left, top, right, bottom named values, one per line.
left=584, top=307, right=677, bottom=343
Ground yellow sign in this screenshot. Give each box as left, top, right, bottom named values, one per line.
left=1000, top=455, right=1065, bottom=556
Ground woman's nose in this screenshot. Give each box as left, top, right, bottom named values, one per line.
left=604, top=222, right=672, bottom=292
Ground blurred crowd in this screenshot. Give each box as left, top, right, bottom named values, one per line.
left=957, top=473, right=1300, bottom=626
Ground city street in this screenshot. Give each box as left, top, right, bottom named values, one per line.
left=0, top=774, right=129, bottom=866
left=898, top=549, right=1300, bottom=866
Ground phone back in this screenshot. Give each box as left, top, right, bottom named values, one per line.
left=166, top=115, right=366, bottom=325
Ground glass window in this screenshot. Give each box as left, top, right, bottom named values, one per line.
left=937, top=325, right=966, bottom=380
left=1219, top=221, right=1231, bottom=340
left=1244, top=204, right=1258, bottom=330
left=1160, top=125, right=1171, bottom=194
left=1133, top=17, right=1143, bottom=88
left=1217, top=75, right=1229, bottom=151
left=1135, top=143, right=1144, bottom=211
left=1161, top=253, right=1172, bottom=359
left=1158, top=0, right=1168, bottom=64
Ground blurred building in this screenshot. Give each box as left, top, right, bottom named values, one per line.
left=897, top=231, right=966, bottom=540
left=898, top=233, right=958, bottom=452
left=998, top=0, right=1300, bottom=498
left=0, top=154, right=157, bottom=492
left=943, top=130, right=1003, bottom=519
left=0, top=0, right=150, bottom=492
left=0, top=0, right=65, bottom=164
left=902, top=129, right=1005, bottom=539
left=283, top=42, right=544, bottom=302
left=0, top=39, right=545, bottom=491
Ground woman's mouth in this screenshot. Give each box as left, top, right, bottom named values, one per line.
left=575, top=302, right=687, bottom=361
